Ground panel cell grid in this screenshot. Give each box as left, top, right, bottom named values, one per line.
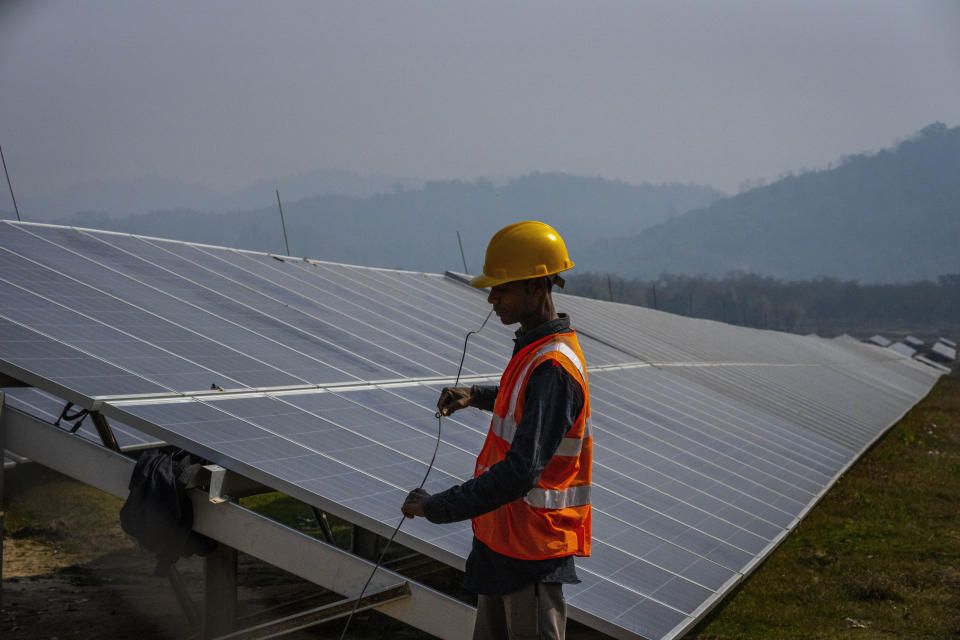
left=0, top=222, right=943, bottom=640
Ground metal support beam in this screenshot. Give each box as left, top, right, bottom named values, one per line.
left=2, top=407, right=475, bottom=640
left=214, top=582, right=410, bottom=640
left=203, top=543, right=238, bottom=638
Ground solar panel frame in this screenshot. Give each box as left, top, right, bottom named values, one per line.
left=0, top=221, right=945, bottom=640
left=2, top=386, right=164, bottom=451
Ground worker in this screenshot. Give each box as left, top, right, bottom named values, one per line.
left=402, top=220, right=592, bottom=640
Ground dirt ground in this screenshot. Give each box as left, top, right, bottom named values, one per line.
left=0, top=465, right=453, bottom=640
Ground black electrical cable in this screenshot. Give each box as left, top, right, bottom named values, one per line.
left=337, top=309, right=493, bottom=639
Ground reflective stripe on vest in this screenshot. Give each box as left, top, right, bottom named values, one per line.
left=492, top=340, right=589, bottom=456
left=492, top=415, right=593, bottom=456
left=506, top=341, right=586, bottom=415
left=524, top=484, right=592, bottom=509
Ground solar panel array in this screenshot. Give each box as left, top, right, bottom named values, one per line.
left=0, top=221, right=943, bottom=640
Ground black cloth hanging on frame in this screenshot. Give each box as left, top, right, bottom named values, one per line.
left=119, top=448, right=217, bottom=575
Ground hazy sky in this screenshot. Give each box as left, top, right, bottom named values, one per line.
left=2, top=0, right=958, bottom=198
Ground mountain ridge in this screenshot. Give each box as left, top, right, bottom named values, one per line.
left=579, top=123, right=960, bottom=282
left=37, top=172, right=723, bottom=274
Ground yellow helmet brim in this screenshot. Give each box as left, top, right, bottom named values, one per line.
left=471, top=221, right=574, bottom=289
left=468, top=264, right=574, bottom=289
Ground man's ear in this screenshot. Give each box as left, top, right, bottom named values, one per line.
left=524, top=277, right=549, bottom=294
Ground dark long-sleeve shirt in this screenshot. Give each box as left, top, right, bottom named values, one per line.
left=422, top=315, right=585, bottom=594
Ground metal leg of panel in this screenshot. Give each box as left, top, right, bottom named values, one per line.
left=89, top=411, right=121, bottom=453
left=310, top=506, right=336, bottom=545
left=166, top=564, right=201, bottom=629
left=213, top=582, right=410, bottom=640
left=202, top=543, right=238, bottom=639
left=1, top=392, right=5, bottom=611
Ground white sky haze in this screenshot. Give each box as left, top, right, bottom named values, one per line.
left=1, top=0, right=958, bottom=198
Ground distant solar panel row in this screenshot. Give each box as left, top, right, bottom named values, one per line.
left=0, top=221, right=943, bottom=640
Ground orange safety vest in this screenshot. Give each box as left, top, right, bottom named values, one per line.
left=471, top=330, right=592, bottom=560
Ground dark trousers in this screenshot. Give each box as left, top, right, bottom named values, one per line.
left=473, top=582, right=566, bottom=640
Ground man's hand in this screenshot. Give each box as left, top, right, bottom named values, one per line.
left=401, top=488, right=430, bottom=518
left=437, top=386, right=472, bottom=416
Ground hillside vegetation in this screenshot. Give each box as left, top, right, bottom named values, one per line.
left=580, top=123, right=960, bottom=282
left=566, top=272, right=960, bottom=337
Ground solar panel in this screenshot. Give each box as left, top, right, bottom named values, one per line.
left=0, top=315, right=168, bottom=399
left=867, top=334, right=892, bottom=347
left=888, top=342, right=917, bottom=358
left=931, top=342, right=957, bottom=362
left=904, top=335, right=923, bottom=348
left=0, top=221, right=943, bottom=640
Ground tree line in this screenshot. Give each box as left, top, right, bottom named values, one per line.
left=565, top=272, right=960, bottom=340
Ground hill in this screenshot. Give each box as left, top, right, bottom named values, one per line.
left=580, top=123, right=960, bottom=282
left=41, top=173, right=723, bottom=273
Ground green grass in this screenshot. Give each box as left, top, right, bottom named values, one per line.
left=691, top=369, right=960, bottom=640
left=239, top=492, right=352, bottom=548
left=238, top=493, right=405, bottom=560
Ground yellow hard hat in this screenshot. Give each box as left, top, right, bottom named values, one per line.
left=469, top=221, right=574, bottom=289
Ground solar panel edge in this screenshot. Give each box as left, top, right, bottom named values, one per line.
left=657, top=370, right=940, bottom=640
left=0, top=351, right=118, bottom=410
left=4, top=219, right=455, bottom=277
left=568, top=607, right=657, bottom=640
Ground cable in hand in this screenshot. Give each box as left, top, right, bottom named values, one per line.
left=337, top=309, right=493, bottom=639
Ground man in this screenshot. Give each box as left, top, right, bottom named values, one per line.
left=401, top=220, right=592, bottom=640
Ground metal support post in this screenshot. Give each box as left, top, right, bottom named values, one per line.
left=202, top=542, right=238, bottom=639
left=311, top=506, right=336, bottom=545
left=1, top=392, right=5, bottom=611
left=166, top=564, right=201, bottom=628
left=89, top=411, right=121, bottom=452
